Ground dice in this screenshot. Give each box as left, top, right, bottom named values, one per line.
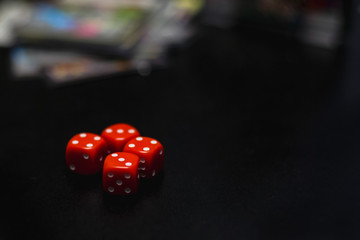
left=101, top=123, right=140, bottom=153
left=65, top=133, right=108, bottom=175
left=123, top=137, right=164, bottom=178
left=102, top=152, right=140, bottom=195
left=66, top=124, right=165, bottom=196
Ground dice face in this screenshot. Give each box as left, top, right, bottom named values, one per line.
left=123, top=137, right=164, bottom=178
left=101, top=123, right=140, bottom=153
left=66, top=133, right=108, bottom=175
left=103, top=152, right=140, bottom=195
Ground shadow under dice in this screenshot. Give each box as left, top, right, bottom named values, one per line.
left=66, top=133, right=109, bottom=175
left=103, top=152, right=140, bottom=195
left=123, top=136, right=164, bottom=178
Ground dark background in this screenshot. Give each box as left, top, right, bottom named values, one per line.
left=1, top=2, right=360, bottom=239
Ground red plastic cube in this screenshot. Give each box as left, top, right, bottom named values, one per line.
left=123, top=136, right=164, bottom=178
left=102, top=152, right=140, bottom=195
left=101, top=123, right=140, bottom=153
left=65, top=133, right=108, bottom=175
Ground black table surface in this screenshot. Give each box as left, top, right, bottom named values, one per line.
left=0, top=26, right=359, bottom=239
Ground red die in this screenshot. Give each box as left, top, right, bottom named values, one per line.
left=101, top=123, right=140, bottom=153
left=123, top=137, right=164, bottom=178
left=103, top=152, right=140, bottom=195
left=65, top=133, right=108, bottom=175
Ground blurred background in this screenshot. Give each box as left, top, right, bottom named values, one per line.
left=0, top=0, right=347, bottom=86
